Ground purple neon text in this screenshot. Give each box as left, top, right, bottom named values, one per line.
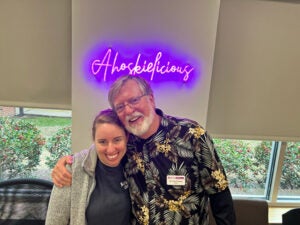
left=91, top=48, right=194, bottom=82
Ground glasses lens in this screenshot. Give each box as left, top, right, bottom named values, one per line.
left=114, top=94, right=147, bottom=113
left=115, top=105, right=124, bottom=113
left=129, top=96, right=141, bottom=105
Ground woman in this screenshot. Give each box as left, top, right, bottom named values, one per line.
left=45, top=109, right=132, bottom=225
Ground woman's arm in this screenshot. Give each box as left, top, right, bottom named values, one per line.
left=45, top=181, right=71, bottom=225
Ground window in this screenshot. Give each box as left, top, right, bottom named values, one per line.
left=0, top=106, right=71, bottom=181
left=214, top=138, right=300, bottom=203
left=278, top=141, right=300, bottom=201
left=1, top=106, right=299, bottom=205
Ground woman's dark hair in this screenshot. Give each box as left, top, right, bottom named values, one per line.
left=92, top=108, right=126, bottom=140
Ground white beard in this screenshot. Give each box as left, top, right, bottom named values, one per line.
left=125, top=109, right=155, bottom=137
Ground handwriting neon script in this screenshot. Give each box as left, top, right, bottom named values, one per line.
left=91, top=48, right=194, bottom=82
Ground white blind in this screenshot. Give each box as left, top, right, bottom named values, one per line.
left=0, top=0, right=71, bottom=109
left=207, top=0, right=300, bottom=141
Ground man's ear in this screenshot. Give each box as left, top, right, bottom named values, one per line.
left=148, top=94, right=156, bottom=108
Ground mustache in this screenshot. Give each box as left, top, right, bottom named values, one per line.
left=125, top=112, right=143, bottom=122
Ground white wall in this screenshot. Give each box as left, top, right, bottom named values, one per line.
left=72, top=0, right=221, bottom=152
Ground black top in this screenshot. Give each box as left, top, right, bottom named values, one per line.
left=86, top=160, right=131, bottom=225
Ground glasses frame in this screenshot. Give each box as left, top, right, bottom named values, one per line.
left=114, top=94, right=148, bottom=113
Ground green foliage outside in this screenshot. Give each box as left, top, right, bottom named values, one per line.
left=0, top=117, right=45, bottom=179
left=1, top=114, right=299, bottom=193
left=214, top=139, right=300, bottom=192
left=24, top=116, right=71, bottom=127
left=281, top=142, right=300, bottom=189
left=214, top=139, right=268, bottom=191
left=45, top=126, right=72, bottom=169
left=0, top=115, right=71, bottom=180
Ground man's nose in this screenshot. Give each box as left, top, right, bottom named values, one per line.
left=123, top=103, right=134, bottom=114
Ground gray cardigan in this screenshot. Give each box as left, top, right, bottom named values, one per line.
left=45, top=145, right=97, bottom=225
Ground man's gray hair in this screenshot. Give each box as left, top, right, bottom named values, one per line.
left=108, top=75, right=153, bottom=109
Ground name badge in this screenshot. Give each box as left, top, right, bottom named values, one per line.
left=167, top=175, right=186, bottom=186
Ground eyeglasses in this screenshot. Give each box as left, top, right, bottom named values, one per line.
left=114, top=94, right=148, bottom=113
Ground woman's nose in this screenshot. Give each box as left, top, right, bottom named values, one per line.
left=106, top=142, right=115, bottom=152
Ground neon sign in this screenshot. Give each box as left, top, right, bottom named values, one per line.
left=90, top=48, right=195, bottom=82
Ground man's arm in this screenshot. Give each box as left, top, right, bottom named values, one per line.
left=209, top=188, right=236, bottom=225
left=51, top=155, right=73, bottom=187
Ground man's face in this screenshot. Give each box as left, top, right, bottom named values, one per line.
left=113, top=80, right=156, bottom=138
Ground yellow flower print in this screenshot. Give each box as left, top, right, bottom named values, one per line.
left=211, top=169, right=228, bottom=191
left=155, top=138, right=171, bottom=155
left=164, top=191, right=191, bottom=212
left=132, top=152, right=145, bottom=173
left=188, top=127, right=205, bottom=138
left=138, top=205, right=149, bottom=225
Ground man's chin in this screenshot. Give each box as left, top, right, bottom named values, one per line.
left=126, top=126, right=146, bottom=137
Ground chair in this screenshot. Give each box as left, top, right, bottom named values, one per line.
left=282, top=208, right=300, bottom=225
left=0, top=178, right=53, bottom=225
left=209, top=198, right=269, bottom=225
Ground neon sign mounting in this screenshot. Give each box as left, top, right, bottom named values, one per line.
left=90, top=48, right=194, bottom=82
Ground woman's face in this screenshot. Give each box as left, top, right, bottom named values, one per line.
left=94, top=123, right=127, bottom=167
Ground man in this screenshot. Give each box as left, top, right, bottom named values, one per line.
left=52, top=75, right=236, bottom=225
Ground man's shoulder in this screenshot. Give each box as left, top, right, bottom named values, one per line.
left=157, top=108, right=201, bottom=126
left=164, top=113, right=203, bottom=129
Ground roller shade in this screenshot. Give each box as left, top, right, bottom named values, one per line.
left=207, top=0, right=300, bottom=141
left=0, top=0, right=71, bottom=109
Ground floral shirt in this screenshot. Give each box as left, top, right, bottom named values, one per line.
left=124, top=109, right=229, bottom=225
